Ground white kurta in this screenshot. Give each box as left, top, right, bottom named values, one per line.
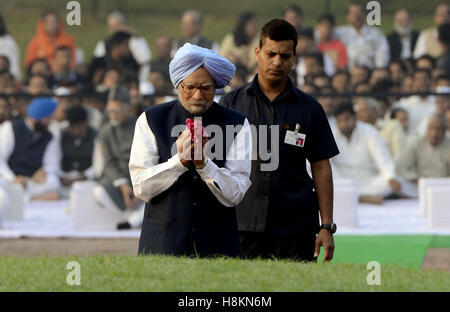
left=331, top=121, right=396, bottom=196
left=377, top=118, right=407, bottom=161
left=0, top=120, right=61, bottom=196
left=396, top=95, right=435, bottom=135
left=396, top=136, right=450, bottom=181
left=334, top=24, right=390, bottom=68
left=0, top=35, right=21, bottom=81
left=129, top=112, right=253, bottom=208
left=93, top=36, right=152, bottom=83
left=413, top=28, right=443, bottom=59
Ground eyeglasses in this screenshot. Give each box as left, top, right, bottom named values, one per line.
left=180, top=82, right=215, bottom=95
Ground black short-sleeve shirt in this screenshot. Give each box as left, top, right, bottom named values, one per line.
left=219, top=75, right=339, bottom=236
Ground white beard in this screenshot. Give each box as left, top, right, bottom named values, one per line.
left=110, top=119, right=121, bottom=127
left=394, top=24, right=413, bottom=37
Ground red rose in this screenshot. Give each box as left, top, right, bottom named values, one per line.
left=186, top=118, right=209, bottom=145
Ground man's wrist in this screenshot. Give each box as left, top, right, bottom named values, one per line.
left=178, top=153, right=191, bottom=167
left=194, top=157, right=208, bottom=170
left=320, top=222, right=337, bottom=234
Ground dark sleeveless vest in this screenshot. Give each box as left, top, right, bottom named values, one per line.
left=61, top=127, right=96, bottom=173
left=138, top=100, right=246, bottom=258
left=7, top=119, right=53, bottom=177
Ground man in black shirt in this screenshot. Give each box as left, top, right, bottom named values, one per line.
left=87, top=31, right=140, bottom=86
left=60, top=105, right=97, bottom=187
left=436, top=23, right=450, bottom=71
left=220, top=19, right=339, bottom=262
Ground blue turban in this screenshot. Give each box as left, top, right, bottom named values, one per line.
left=169, top=43, right=236, bottom=89
left=27, top=97, right=58, bottom=120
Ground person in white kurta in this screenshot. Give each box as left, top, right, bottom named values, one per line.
left=417, top=86, right=450, bottom=137
left=354, top=97, right=407, bottom=161
left=129, top=113, right=252, bottom=208
left=331, top=104, right=403, bottom=204
left=92, top=11, right=151, bottom=84
left=0, top=99, right=61, bottom=199
left=334, top=3, right=390, bottom=69
left=0, top=32, right=21, bottom=81
left=397, top=95, right=435, bottom=134
left=130, top=43, right=251, bottom=256
left=396, top=114, right=450, bottom=183
left=396, top=69, right=435, bottom=135
left=413, top=3, right=449, bottom=59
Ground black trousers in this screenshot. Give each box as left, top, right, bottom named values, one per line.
left=239, top=231, right=316, bottom=261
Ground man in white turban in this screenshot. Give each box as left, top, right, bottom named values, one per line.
left=169, top=43, right=236, bottom=90
left=129, top=43, right=253, bottom=257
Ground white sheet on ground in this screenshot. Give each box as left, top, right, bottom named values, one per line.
left=0, top=200, right=140, bottom=238
left=0, top=199, right=449, bottom=238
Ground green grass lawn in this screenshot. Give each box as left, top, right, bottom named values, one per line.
left=430, top=235, right=450, bottom=248
left=324, top=235, right=437, bottom=268
left=1, top=235, right=449, bottom=291
left=0, top=255, right=449, bottom=292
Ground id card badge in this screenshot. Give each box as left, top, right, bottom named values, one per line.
left=284, top=123, right=306, bottom=147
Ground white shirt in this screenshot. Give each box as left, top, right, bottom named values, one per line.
left=0, top=120, right=62, bottom=182
left=93, top=36, right=152, bottom=83
left=331, top=121, right=396, bottom=184
left=0, top=35, right=21, bottom=81
left=328, top=116, right=336, bottom=128
left=396, top=95, right=435, bottom=135
left=400, top=36, right=412, bottom=60
left=334, top=24, right=390, bottom=68
left=129, top=112, right=252, bottom=207
left=48, top=120, right=69, bottom=135
left=93, top=36, right=151, bottom=63
left=413, top=28, right=441, bottom=59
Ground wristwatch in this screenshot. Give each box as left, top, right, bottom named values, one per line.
left=320, top=223, right=337, bottom=234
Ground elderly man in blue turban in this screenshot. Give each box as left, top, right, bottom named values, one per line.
left=0, top=97, right=61, bottom=200
left=129, top=43, right=253, bottom=257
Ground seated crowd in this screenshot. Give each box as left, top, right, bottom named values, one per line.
left=0, top=3, right=449, bottom=229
